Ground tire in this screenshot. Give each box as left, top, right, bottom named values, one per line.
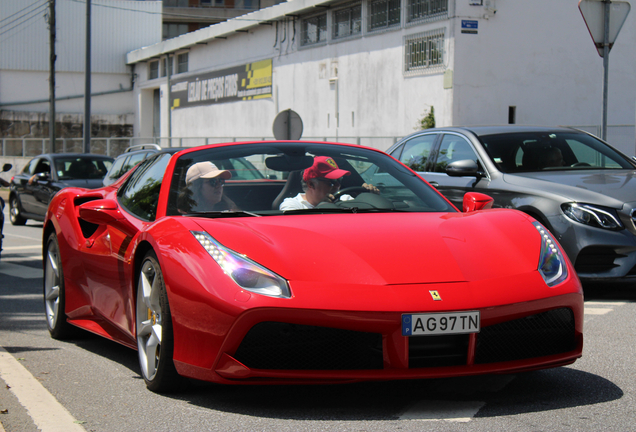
left=44, top=232, right=75, bottom=339
left=9, top=196, right=27, bottom=226
left=136, top=251, right=183, bottom=393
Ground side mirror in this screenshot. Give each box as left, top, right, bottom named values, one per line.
left=36, top=172, right=50, bottom=180
left=463, top=192, right=494, bottom=212
left=79, top=199, right=137, bottom=236
left=2, top=163, right=12, bottom=172
left=446, top=159, right=479, bottom=177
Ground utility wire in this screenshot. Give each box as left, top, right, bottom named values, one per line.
left=0, top=1, right=48, bottom=37
left=0, top=0, right=47, bottom=25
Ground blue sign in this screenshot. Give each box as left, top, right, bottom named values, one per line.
left=461, top=20, right=478, bottom=29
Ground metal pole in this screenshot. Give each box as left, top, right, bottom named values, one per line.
left=49, top=0, right=56, bottom=153
left=601, top=0, right=610, bottom=141
left=167, top=55, right=172, bottom=147
left=83, top=0, right=91, bottom=153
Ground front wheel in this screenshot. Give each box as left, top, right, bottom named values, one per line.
left=136, top=251, right=182, bottom=392
left=44, top=232, right=75, bottom=339
left=9, top=196, right=26, bottom=226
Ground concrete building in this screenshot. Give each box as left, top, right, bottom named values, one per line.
left=0, top=0, right=162, bottom=154
left=127, top=0, right=636, bottom=154
left=161, top=0, right=288, bottom=40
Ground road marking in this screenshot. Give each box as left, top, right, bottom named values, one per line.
left=3, top=255, right=42, bottom=262
left=585, top=301, right=626, bottom=306
left=0, top=294, right=42, bottom=300
left=0, top=262, right=42, bottom=279
left=399, top=400, right=485, bottom=422
left=2, top=245, right=42, bottom=251
left=0, top=346, right=86, bottom=432
left=584, top=307, right=613, bottom=315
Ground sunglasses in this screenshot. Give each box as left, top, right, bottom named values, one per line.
left=205, top=178, right=225, bottom=187
left=317, top=178, right=341, bottom=187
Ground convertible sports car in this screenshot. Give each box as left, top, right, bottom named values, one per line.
left=43, top=141, right=583, bottom=392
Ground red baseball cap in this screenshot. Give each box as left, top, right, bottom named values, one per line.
left=303, top=156, right=350, bottom=181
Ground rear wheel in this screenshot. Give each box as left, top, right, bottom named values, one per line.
left=10, top=196, right=26, bottom=226
left=136, top=251, right=182, bottom=392
left=44, top=232, right=75, bottom=339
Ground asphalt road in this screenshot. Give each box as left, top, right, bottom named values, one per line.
left=1, top=203, right=636, bottom=432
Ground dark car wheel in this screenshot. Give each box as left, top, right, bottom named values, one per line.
left=9, top=196, right=27, bottom=226
left=44, top=232, right=75, bottom=339
left=136, top=251, right=183, bottom=393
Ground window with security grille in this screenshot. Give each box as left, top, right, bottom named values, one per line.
left=407, top=0, right=448, bottom=23
left=368, top=0, right=401, bottom=31
left=301, top=14, right=328, bottom=46
left=404, top=29, right=445, bottom=74
left=333, top=3, right=362, bottom=39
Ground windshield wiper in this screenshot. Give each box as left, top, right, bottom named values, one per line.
left=184, top=210, right=261, bottom=218
left=283, top=207, right=360, bottom=214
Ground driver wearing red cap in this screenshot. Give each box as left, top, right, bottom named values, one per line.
left=280, top=156, right=379, bottom=211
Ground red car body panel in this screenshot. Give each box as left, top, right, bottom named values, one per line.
left=43, top=141, right=584, bottom=386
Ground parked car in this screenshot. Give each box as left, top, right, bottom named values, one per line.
left=382, top=125, right=636, bottom=280
left=0, top=163, right=12, bottom=261
left=103, top=144, right=162, bottom=186
left=43, top=140, right=582, bottom=393
left=9, top=153, right=113, bottom=225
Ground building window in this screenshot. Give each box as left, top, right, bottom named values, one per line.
left=368, top=0, right=401, bottom=32
left=161, top=57, right=168, bottom=77
left=333, top=3, right=362, bottom=40
left=301, top=13, right=327, bottom=46
left=404, top=29, right=445, bottom=75
left=163, top=23, right=189, bottom=40
left=149, top=60, right=159, bottom=80
left=177, top=53, right=189, bottom=74
left=407, top=0, right=448, bottom=23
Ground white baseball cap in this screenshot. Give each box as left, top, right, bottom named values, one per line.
left=185, top=162, right=231, bottom=184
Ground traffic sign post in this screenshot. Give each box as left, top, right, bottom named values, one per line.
left=578, top=0, right=631, bottom=141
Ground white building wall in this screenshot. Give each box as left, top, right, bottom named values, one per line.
left=452, top=1, right=635, bottom=141
left=129, top=0, right=635, bottom=153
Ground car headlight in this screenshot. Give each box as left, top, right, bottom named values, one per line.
left=561, top=203, right=623, bottom=230
left=192, top=231, right=291, bottom=298
left=533, top=222, right=568, bottom=287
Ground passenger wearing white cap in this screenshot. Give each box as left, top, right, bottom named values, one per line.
left=179, top=161, right=239, bottom=212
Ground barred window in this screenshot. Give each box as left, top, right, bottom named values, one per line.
left=368, top=0, right=401, bottom=32
left=177, top=53, right=189, bottom=74
left=407, top=0, right=448, bottom=23
left=149, top=60, right=159, bottom=80
left=333, top=3, right=362, bottom=39
left=301, top=14, right=328, bottom=46
left=404, top=29, right=445, bottom=74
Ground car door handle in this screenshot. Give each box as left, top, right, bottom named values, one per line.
left=428, top=181, right=439, bottom=188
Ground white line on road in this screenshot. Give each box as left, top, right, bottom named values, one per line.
left=2, top=245, right=42, bottom=251
left=585, top=301, right=627, bottom=306
left=2, top=232, right=41, bottom=241
left=399, top=400, right=485, bottom=422
left=583, top=307, right=613, bottom=315
left=0, top=346, right=86, bottom=432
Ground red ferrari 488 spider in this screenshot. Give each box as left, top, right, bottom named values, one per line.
left=43, top=141, right=583, bottom=392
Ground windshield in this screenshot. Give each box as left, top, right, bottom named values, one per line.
left=166, top=142, right=455, bottom=216
left=479, top=131, right=634, bottom=173
left=56, top=157, right=113, bottom=180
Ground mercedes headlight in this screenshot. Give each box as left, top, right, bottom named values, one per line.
left=533, top=222, right=568, bottom=287
left=192, top=231, right=291, bottom=298
left=561, top=203, right=622, bottom=230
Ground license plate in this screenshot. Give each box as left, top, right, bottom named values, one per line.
left=402, top=311, right=480, bottom=336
